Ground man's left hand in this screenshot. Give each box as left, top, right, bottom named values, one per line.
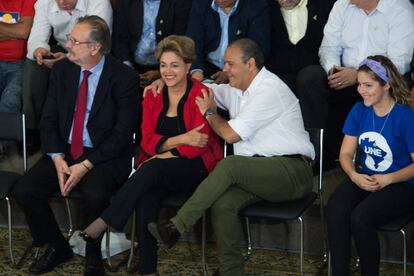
left=210, top=71, right=228, bottom=84
left=195, top=88, right=217, bottom=116
left=61, top=163, right=89, bottom=196
left=327, top=66, right=357, bottom=90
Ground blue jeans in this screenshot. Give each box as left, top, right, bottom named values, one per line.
left=0, top=60, right=23, bottom=113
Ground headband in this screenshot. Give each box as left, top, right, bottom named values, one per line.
left=359, top=58, right=389, bottom=83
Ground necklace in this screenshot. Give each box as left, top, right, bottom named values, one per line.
left=372, top=102, right=395, bottom=134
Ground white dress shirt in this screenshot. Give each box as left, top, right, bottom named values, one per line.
left=281, top=0, right=308, bottom=45
left=27, top=0, right=113, bottom=59
left=319, top=0, right=414, bottom=74
left=208, top=67, right=315, bottom=159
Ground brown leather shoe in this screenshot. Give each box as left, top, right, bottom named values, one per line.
left=147, top=221, right=180, bottom=249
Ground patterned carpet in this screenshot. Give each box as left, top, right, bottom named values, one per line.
left=0, top=228, right=408, bottom=275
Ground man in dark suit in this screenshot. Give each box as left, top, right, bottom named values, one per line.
left=266, top=0, right=333, bottom=92
left=112, top=0, right=191, bottom=88
left=13, top=15, right=139, bottom=276
left=186, top=0, right=270, bottom=84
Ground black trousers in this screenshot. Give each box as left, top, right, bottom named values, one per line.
left=326, top=178, right=414, bottom=276
left=296, top=65, right=361, bottom=164
left=13, top=155, right=119, bottom=255
left=100, top=157, right=207, bottom=274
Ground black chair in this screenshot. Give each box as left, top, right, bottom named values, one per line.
left=0, top=112, right=27, bottom=267
left=377, top=214, right=414, bottom=276
left=239, top=128, right=324, bottom=276
left=349, top=214, right=414, bottom=276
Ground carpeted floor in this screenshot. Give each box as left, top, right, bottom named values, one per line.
left=0, top=228, right=408, bottom=275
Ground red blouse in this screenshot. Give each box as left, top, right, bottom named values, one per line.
left=136, top=78, right=223, bottom=172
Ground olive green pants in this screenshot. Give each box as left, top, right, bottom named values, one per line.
left=171, top=155, right=313, bottom=276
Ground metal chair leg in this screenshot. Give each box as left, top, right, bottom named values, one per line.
left=201, top=213, right=208, bottom=276
left=327, top=251, right=332, bottom=276
left=5, top=197, right=15, bottom=266
left=127, top=210, right=136, bottom=272
left=401, top=229, right=407, bottom=276
left=105, top=228, right=113, bottom=270
left=298, top=217, right=304, bottom=276
left=244, top=217, right=252, bottom=260
left=64, top=198, right=74, bottom=237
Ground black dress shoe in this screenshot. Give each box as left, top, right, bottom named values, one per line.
left=29, top=245, right=73, bottom=274
left=84, top=253, right=105, bottom=276
left=147, top=221, right=180, bottom=249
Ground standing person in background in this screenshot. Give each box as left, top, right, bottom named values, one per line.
left=22, top=0, right=113, bottom=154
left=327, top=55, right=414, bottom=276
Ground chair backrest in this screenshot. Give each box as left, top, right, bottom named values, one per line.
left=0, top=112, right=27, bottom=172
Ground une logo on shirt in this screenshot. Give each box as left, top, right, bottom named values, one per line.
left=359, top=132, right=393, bottom=172
left=0, top=12, right=19, bottom=24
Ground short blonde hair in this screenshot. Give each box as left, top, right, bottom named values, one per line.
left=155, top=35, right=196, bottom=64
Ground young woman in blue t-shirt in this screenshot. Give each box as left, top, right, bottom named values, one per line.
left=326, top=55, right=414, bottom=276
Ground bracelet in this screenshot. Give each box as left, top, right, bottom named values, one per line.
left=81, top=162, right=91, bottom=171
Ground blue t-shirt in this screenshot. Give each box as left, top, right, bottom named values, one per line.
left=343, top=102, right=414, bottom=185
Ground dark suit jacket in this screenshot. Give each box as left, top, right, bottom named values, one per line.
left=186, top=0, right=270, bottom=73
left=40, top=55, right=140, bottom=184
left=112, top=0, right=192, bottom=63
left=266, top=0, right=334, bottom=86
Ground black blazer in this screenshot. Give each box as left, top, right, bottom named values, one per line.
left=186, top=0, right=270, bottom=72
left=266, top=0, right=334, bottom=76
left=112, top=0, right=192, bottom=63
left=40, top=55, right=140, bottom=184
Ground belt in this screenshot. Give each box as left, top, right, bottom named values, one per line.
left=253, top=154, right=312, bottom=165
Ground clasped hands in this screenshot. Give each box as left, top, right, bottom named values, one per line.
left=350, top=171, right=393, bottom=192
left=53, top=155, right=91, bottom=197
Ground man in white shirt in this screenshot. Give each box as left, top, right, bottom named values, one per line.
left=148, top=38, right=315, bottom=276
left=22, top=0, right=112, bottom=154
left=296, top=0, right=414, bottom=167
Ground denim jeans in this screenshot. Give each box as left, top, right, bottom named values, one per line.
left=0, top=60, right=23, bottom=113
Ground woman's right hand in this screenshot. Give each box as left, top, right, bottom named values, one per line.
left=183, top=124, right=208, bottom=147
left=143, top=78, right=164, bottom=97
left=350, top=171, right=378, bottom=192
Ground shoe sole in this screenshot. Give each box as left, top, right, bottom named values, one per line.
left=147, top=222, right=172, bottom=249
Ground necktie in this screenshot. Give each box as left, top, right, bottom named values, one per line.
left=71, top=70, right=91, bottom=160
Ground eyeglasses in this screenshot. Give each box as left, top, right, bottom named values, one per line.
left=66, top=34, right=95, bottom=46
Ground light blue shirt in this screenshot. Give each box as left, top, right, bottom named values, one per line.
left=206, top=0, right=239, bottom=69
left=135, top=0, right=160, bottom=65
left=319, top=0, right=414, bottom=74
left=49, top=56, right=106, bottom=160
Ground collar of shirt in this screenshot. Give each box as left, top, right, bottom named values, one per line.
left=211, top=0, right=240, bottom=14
left=50, top=0, right=87, bottom=13
left=280, top=0, right=308, bottom=45
left=281, top=0, right=307, bottom=12
left=80, top=55, right=105, bottom=84
left=243, top=67, right=267, bottom=96
left=348, top=0, right=386, bottom=16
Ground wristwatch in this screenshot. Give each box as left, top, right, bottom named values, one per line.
left=204, top=107, right=217, bottom=117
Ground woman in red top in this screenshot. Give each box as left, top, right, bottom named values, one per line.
left=80, top=35, right=223, bottom=275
